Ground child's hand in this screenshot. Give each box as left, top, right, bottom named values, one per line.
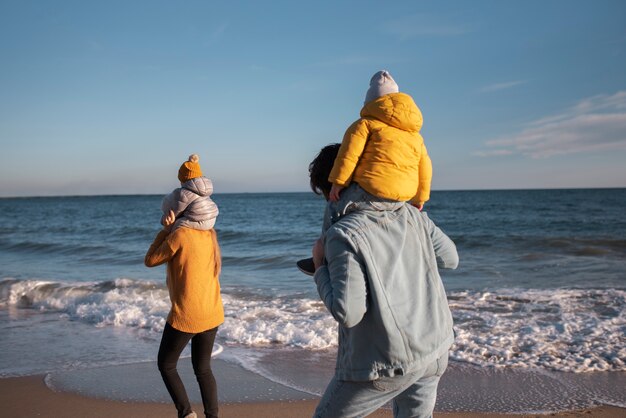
left=411, top=202, right=424, bottom=211
left=329, top=184, right=344, bottom=202
left=162, top=210, right=176, bottom=229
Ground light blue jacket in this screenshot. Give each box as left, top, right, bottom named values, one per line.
left=314, top=187, right=458, bottom=381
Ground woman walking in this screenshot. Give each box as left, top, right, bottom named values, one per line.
left=145, top=209, right=224, bottom=418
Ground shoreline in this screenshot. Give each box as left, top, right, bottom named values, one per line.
left=1, top=374, right=625, bottom=418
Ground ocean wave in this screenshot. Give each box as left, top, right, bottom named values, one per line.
left=109, top=226, right=155, bottom=238
left=0, top=240, right=143, bottom=267
left=221, top=254, right=297, bottom=270
left=1, top=240, right=118, bottom=257
left=215, top=229, right=310, bottom=248
left=219, top=294, right=336, bottom=349
left=0, top=278, right=170, bottom=332
left=1, top=278, right=624, bottom=373
left=454, top=235, right=626, bottom=256
left=449, top=288, right=626, bottom=372
left=539, top=237, right=626, bottom=256
left=214, top=229, right=248, bottom=240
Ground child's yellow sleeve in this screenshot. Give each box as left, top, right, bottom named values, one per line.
left=328, top=119, right=371, bottom=186
left=411, top=142, right=433, bottom=205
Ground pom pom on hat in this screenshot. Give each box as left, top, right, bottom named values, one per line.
left=364, top=70, right=399, bottom=105
left=178, top=154, right=203, bottom=182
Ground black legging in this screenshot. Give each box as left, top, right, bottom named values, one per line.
left=158, top=322, right=219, bottom=418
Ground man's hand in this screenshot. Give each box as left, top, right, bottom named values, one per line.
left=312, top=237, right=325, bottom=270
left=329, top=184, right=344, bottom=202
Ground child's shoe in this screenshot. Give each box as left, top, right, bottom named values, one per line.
left=296, top=258, right=316, bottom=276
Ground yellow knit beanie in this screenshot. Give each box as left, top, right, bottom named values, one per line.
left=178, top=154, right=203, bottom=182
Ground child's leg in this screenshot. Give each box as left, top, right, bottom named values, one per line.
left=328, top=183, right=402, bottom=223
left=300, top=183, right=399, bottom=276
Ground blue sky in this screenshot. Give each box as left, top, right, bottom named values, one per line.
left=1, top=0, right=625, bottom=197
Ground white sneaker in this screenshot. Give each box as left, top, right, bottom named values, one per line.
left=183, top=413, right=197, bottom=418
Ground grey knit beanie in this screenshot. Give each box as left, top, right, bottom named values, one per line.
left=364, top=70, right=399, bottom=104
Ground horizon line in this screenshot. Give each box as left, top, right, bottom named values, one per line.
left=1, top=185, right=625, bottom=199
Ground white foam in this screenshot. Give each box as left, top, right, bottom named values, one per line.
left=448, top=288, right=626, bottom=372
left=212, top=343, right=224, bottom=357
left=220, top=294, right=336, bottom=349
left=0, top=278, right=169, bottom=332
left=1, top=278, right=624, bottom=373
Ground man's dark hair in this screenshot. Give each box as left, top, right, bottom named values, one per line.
left=309, top=143, right=341, bottom=198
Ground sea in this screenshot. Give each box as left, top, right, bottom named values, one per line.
left=1, top=189, right=625, bottom=412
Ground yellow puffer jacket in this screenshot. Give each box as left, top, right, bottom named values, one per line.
left=328, top=92, right=432, bottom=204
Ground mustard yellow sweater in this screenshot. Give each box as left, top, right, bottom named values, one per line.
left=145, top=227, right=224, bottom=333
left=329, top=92, right=432, bottom=205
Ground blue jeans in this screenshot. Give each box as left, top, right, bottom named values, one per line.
left=313, top=352, right=448, bottom=418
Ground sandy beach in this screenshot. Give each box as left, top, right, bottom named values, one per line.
left=2, top=358, right=624, bottom=418
left=1, top=374, right=625, bottom=418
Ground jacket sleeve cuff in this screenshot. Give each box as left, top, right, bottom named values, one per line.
left=328, top=176, right=349, bottom=187
left=313, top=265, right=329, bottom=286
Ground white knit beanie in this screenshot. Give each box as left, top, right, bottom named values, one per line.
left=364, top=70, right=399, bottom=104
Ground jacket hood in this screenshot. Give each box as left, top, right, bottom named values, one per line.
left=360, top=92, right=423, bottom=132
left=181, top=177, right=213, bottom=197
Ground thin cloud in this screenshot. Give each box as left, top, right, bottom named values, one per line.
left=382, top=14, right=473, bottom=40
left=477, top=91, right=626, bottom=158
left=479, top=80, right=526, bottom=93
left=572, top=91, right=626, bottom=113
left=205, top=22, right=228, bottom=46
left=473, top=149, right=513, bottom=157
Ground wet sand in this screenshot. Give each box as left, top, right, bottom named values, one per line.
left=1, top=373, right=625, bottom=418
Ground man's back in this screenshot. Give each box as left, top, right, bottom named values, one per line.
left=315, top=202, right=458, bottom=381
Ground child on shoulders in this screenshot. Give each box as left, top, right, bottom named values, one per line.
left=161, top=154, right=219, bottom=231
left=328, top=70, right=432, bottom=209
left=298, top=70, right=432, bottom=275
